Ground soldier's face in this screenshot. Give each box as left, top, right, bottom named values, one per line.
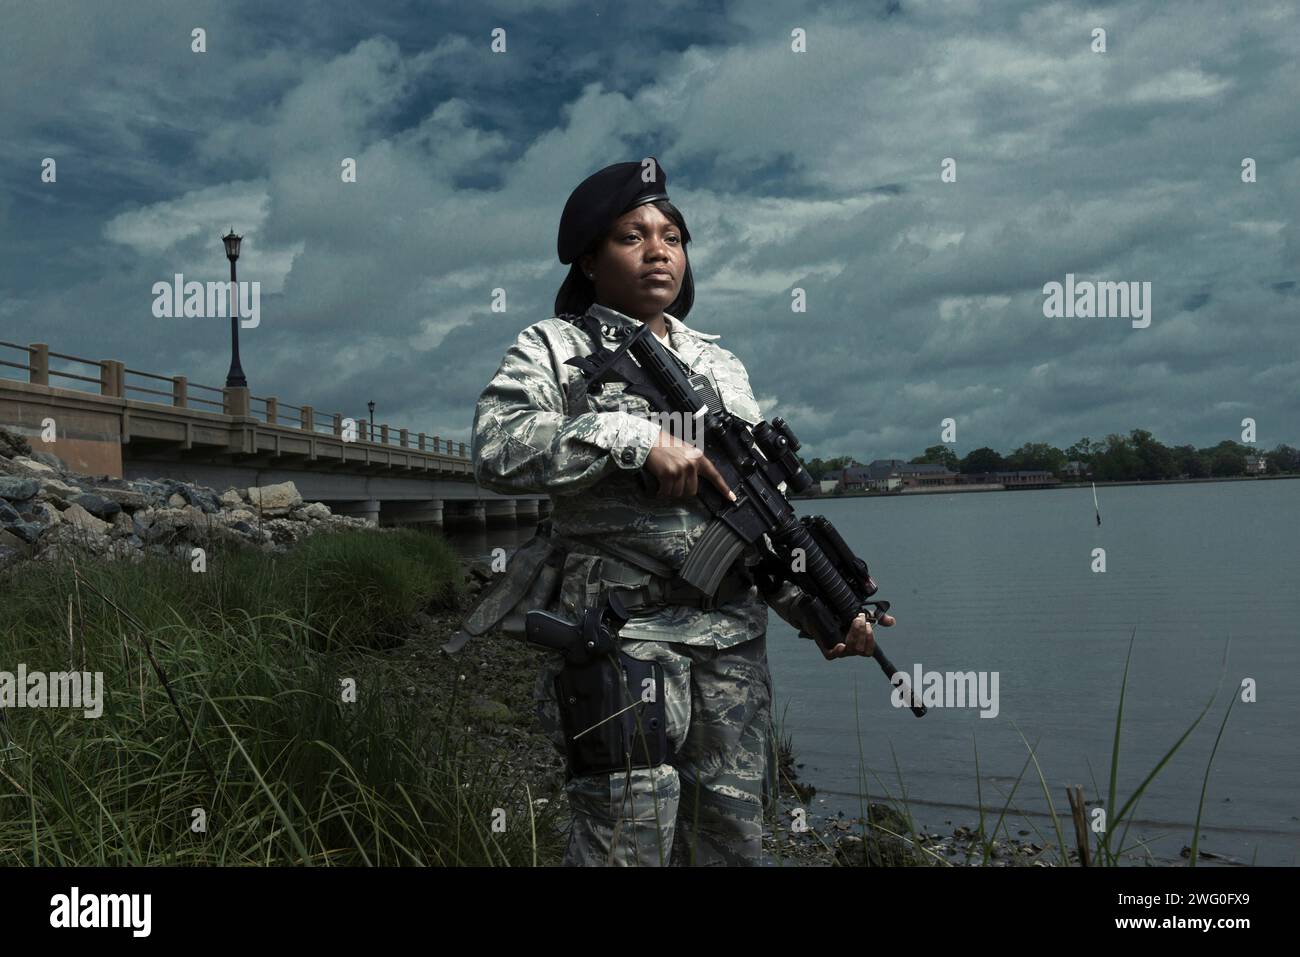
left=582, top=204, right=685, bottom=321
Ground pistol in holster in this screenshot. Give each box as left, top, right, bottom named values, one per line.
left=527, top=591, right=673, bottom=778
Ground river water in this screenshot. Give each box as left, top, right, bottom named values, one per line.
left=446, top=479, right=1300, bottom=866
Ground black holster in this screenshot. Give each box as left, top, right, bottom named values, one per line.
left=554, top=650, right=672, bottom=779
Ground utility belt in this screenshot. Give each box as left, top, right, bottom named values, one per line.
left=442, top=518, right=755, bottom=655
left=597, top=554, right=755, bottom=613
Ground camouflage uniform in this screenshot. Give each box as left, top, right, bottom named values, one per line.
left=471, top=302, right=811, bottom=866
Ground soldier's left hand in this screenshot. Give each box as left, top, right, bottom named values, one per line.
left=822, top=610, right=896, bottom=660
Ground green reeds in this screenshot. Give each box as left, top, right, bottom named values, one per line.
left=826, top=626, right=1238, bottom=867
left=0, top=529, right=565, bottom=865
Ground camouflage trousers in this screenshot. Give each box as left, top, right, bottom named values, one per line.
left=534, top=634, right=774, bottom=866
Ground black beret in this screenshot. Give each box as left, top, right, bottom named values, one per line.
left=557, top=158, right=670, bottom=264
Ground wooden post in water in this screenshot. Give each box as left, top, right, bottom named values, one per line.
left=1066, top=785, right=1092, bottom=866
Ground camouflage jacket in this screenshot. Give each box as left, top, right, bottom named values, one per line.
left=471, top=301, right=811, bottom=648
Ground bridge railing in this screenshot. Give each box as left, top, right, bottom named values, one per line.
left=0, top=341, right=468, bottom=457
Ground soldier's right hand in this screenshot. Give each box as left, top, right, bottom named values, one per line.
left=644, top=429, right=736, bottom=502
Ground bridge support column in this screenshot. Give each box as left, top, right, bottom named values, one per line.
left=443, top=500, right=485, bottom=529
left=381, top=500, right=444, bottom=528
left=334, top=498, right=381, bottom=526
left=484, top=500, right=517, bottom=528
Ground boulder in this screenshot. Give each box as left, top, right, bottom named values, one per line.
left=0, top=499, right=21, bottom=525
left=4, top=520, right=45, bottom=544
left=184, top=505, right=218, bottom=531
left=167, top=493, right=187, bottom=508
left=110, top=511, right=135, bottom=539
left=87, top=487, right=151, bottom=511
left=0, top=427, right=32, bottom=458
left=0, top=477, right=41, bottom=502
left=122, top=479, right=172, bottom=505
left=246, top=481, right=303, bottom=516
left=0, top=527, right=32, bottom=552
left=28, top=501, right=60, bottom=526
left=40, top=477, right=82, bottom=498
left=142, top=508, right=185, bottom=541
left=0, top=499, right=46, bottom=544
left=63, top=502, right=112, bottom=536
left=143, top=506, right=213, bottom=542
left=69, top=492, right=123, bottom=521
left=167, top=483, right=221, bottom=514
left=265, top=519, right=302, bottom=545
left=11, top=456, right=55, bottom=475
left=303, top=501, right=332, bottom=520
left=219, top=488, right=246, bottom=508
left=28, top=450, right=65, bottom=471
left=143, top=524, right=176, bottom=545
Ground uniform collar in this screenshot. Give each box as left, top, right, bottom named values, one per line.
left=585, top=302, right=722, bottom=343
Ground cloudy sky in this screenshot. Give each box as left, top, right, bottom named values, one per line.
left=3, top=0, right=1297, bottom=461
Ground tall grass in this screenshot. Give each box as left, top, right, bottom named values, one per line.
left=0, top=529, right=565, bottom=865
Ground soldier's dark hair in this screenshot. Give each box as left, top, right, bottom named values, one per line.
left=553, top=198, right=695, bottom=320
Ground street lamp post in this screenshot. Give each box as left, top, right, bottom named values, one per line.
left=368, top=400, right=375, bottom=442
left=222, top=228, right=248, bottom=388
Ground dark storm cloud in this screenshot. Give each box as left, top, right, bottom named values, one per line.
left=2, top=0, right=1296, bottom=460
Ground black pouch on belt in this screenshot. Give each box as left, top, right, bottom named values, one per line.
left=554, top=650, right=670, bottom=778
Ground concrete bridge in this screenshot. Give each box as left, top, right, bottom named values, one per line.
left=0, top=341, right=548, bottom=529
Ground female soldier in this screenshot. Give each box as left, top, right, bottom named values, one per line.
left=470, top=158, right=891, bottom=866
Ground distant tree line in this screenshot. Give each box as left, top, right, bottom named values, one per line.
left=803, top=430, right=1300, bottom=483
